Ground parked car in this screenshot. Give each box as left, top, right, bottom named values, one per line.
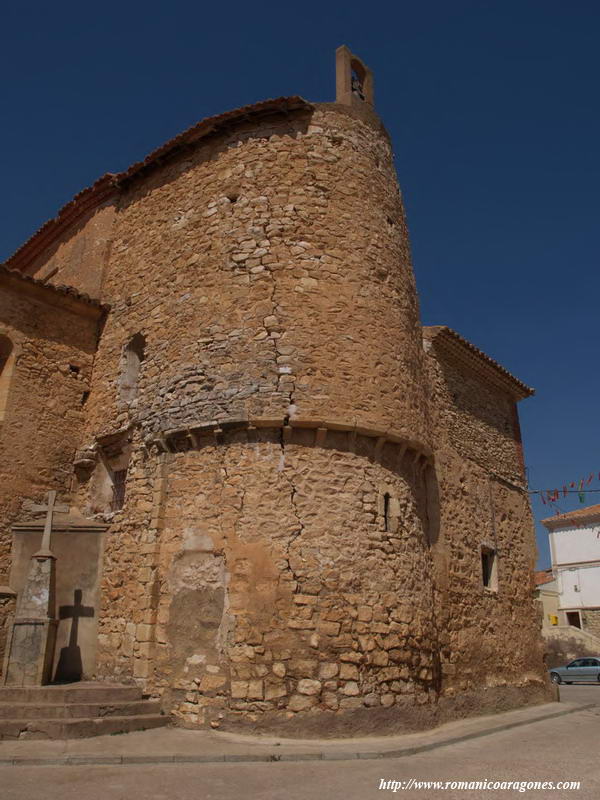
left=549, top=657, right=600, bottom=684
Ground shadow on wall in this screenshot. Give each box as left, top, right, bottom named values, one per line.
left=54, top=589, right=94, bottom=683
left=424, top=464, right=441, bottom=547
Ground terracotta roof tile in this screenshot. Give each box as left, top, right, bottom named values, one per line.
left=534, top=570, right=555, bottom=586
left=541, top=503, right=600, bottom=528
left=0, top=263, right=108, bottom=310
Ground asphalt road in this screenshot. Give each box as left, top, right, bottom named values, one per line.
left=1, top=684, right=598, bottom=800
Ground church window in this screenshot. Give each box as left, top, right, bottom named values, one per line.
left=88, top=432, right=132, bottom=515
left=110, top=468, right=128, bottom=511
left=0, top=334, right=15, bottom=422
left=120, top=333, right=146, bottom=403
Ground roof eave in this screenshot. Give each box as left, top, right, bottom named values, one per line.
left=0, top=264, right=109, bottom=317
left=6, top=96, right=314, bottom=274
left=423, top=325, right=534, bottom=400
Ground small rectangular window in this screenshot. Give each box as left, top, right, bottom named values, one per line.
left=481, top=545, right=498, bottom=591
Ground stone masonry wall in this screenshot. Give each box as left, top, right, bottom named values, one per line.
left=0, top=284, right=100, bottom=674
left=93, top=426, right=438, bottom=734
left=2, top=95, right=550, bottom=728
left=424, top=343, right=549, bottom=707
left=80, top=105, right=431, bottom=451
left=583, top=608, right=600, bottom=638
left=20, top=203, right=116, bottom=299
left=424, top=345, right=524, bottom=484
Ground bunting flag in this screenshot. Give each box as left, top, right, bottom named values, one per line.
left=536, top=470, right=600, bottom=508
left=534, top=472, right=600, bottom=505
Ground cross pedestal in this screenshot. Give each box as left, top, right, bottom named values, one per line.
left=2, top=491, right=67, bottom=686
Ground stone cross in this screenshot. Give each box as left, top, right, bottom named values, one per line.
left=31, top=491, right=69, bottom=558
left=2, top=490, right=68, bottom=685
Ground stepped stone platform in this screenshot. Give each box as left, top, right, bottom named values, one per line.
left=0, top=682, right=169, bottom=740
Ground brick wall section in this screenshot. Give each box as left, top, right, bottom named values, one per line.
left=0, top=279, right=102, bottom=673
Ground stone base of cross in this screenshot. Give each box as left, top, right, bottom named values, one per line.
left=2, top=491, right=67, bottom=686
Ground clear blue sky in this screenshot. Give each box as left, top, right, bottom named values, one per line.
left=2, top=1, right=598, bottom=568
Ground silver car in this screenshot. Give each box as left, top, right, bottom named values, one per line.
left=550, top=657, right=600, bottom=684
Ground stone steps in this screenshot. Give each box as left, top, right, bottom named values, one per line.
left=0, top=714, right=168, bottom=740
left=0, top=700, right=161, bottom=720
left=0, top=684, right=141, bottom=704
left=0, top=683, right=169, bottom=739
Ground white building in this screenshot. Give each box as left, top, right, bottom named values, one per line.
left=542, top=504, right=600, bottom=636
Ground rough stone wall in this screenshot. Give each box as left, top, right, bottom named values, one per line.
left=1, top=94, right=550, bottom=727
left=68, top=101, right=550, bottom=728
left=80, top=106, right=430, bottom=450
left=93, top=427, right=438, bottom=733
left=0, top=285, right=100, bottom=674
left=61, top=103, right=449, bottom=731
left=424, top=344, right=549, bottom=703
left=583, top=608, right=600, bottom=638
left=424, top=349, right=524, bottom=484
left=19, top=203, right=116, bottom=299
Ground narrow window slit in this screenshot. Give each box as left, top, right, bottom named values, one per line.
left=481, top=546, right=498, bottom=591
left=383, top=492, right=391, bottom=532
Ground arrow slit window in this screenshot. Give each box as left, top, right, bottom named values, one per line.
left=481, top=545, right=498, bottom=591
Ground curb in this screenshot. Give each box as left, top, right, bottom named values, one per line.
left=0, top=703, right=594, bottom=767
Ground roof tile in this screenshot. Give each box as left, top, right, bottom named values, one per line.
left=423, top=325, right=533, bottom=399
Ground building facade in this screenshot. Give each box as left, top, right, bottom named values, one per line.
left=534, top=569, right=559, bottom=631
left=542, top=504, right=600, bottom=636
left=0, top=48, right=551, bottom=734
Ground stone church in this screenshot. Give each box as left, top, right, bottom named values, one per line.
left=0, top=48, right=550, bottom=737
